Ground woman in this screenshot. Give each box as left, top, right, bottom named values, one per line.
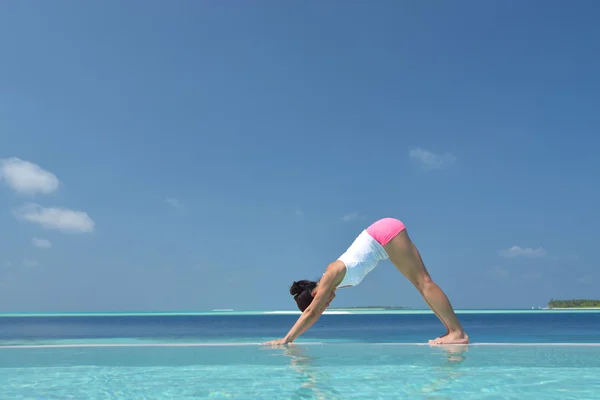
left=265, top=217, right=469, bottom=345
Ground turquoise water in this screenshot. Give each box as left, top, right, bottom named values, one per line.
left=2, top=344, right=600, bottom=399
left=1, top=310, right=599, bottom=399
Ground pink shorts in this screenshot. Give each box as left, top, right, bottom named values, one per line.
left=366, top=218, right=406, bottom=246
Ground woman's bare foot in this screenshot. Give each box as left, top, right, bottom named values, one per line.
left=430, top=329, right=449, bottom=343
left=428, top=331, right=469, bottom=345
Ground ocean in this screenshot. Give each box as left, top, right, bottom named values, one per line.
left=1, top=309, right=599, bottom=345
left=1, top=310, right=599, bottom=399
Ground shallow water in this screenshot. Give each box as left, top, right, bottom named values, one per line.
left=2, top=344, right=600, bottom=399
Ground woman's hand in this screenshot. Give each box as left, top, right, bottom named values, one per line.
left=266, top=261, right=345, bottom=345
left=263, top=338, right=291, bottom=345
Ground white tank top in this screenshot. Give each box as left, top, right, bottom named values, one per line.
left=336, top=230, right=389, bottom=288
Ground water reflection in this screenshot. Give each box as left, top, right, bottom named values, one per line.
left=265, top=343, right=470, bottom=399
left=436, top=344, right=469, bottom=365
left=419, top=344, right=470, bottom=396
left=280, top=345, right=341, bottom=399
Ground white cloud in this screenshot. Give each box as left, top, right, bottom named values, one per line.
left=409, top=148, right=456, bottom=170
left=32, top=237, right=52, bottom=249
left=0, top=157, right=60, bottom=195
left=13, top=203, right=95, bottom=233
left=23, top=258, right=39, bottom=267
left=294, top=209, right=304, bottom=216
left=340, top=212, right=365, bottom=222
left=498, top=246, right=547, bottom=258
left=165, top=197, right=184, bottom=210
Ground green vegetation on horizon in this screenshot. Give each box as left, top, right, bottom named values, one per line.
left=547, top=299, right=600, bottom=308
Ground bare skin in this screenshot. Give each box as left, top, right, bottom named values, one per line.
left=264, top=262, right=344, bottom=346
left=384, top=229, right=469, bottom=345
left=264, top=227, right=468, bottom=346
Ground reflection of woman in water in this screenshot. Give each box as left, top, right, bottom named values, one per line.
left=271, top=344, right=469, bottom=397
left=421, top=345, right=469, bottom=394
left=278, top=346, right=340, bottom=399
left=438, top=344, right=469, bottom=364
left=265, top=218, right=469, bottom=345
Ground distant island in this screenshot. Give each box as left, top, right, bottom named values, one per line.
left=547, top=299, right=600, bottom=308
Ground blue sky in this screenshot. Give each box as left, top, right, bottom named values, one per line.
left=1, top=1, right=599, bottom=312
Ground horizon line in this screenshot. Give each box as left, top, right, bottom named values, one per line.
left=2, top=342, right=600, bottom=349
left=1, top=307, right=599, bottom=317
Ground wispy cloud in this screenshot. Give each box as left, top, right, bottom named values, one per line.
left=165, top=197, right=184, bottom=210
left=577, top=275, right=594, bottom=285
left=32, top=237, right=52, bottom=249
left=23, top=258, right=39, bottom=267
left=13, top=203, right=95, bottom=233
left=340, top=212, right=365, bottom=222
left=498, top=246, right=548, bottom=259
left=294, top=209, right=304, bottom=216
left=409, top=148, right=456, bottom=170
left=0, top=157, right=60, bottom=195
left=489, top=266, right=510, bottom=278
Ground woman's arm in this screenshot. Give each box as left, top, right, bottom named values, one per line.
left=265, top=262, right=345, bottom=345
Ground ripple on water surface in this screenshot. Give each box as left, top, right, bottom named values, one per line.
left=1, top=344, right=600, bottom=399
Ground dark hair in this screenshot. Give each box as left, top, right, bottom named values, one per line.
left=290, top=280, right=318, bottom=312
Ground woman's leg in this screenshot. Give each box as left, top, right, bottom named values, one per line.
left=421, top=296, right=450, bottom=338
left=384, top=229, right=469, bottom=344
